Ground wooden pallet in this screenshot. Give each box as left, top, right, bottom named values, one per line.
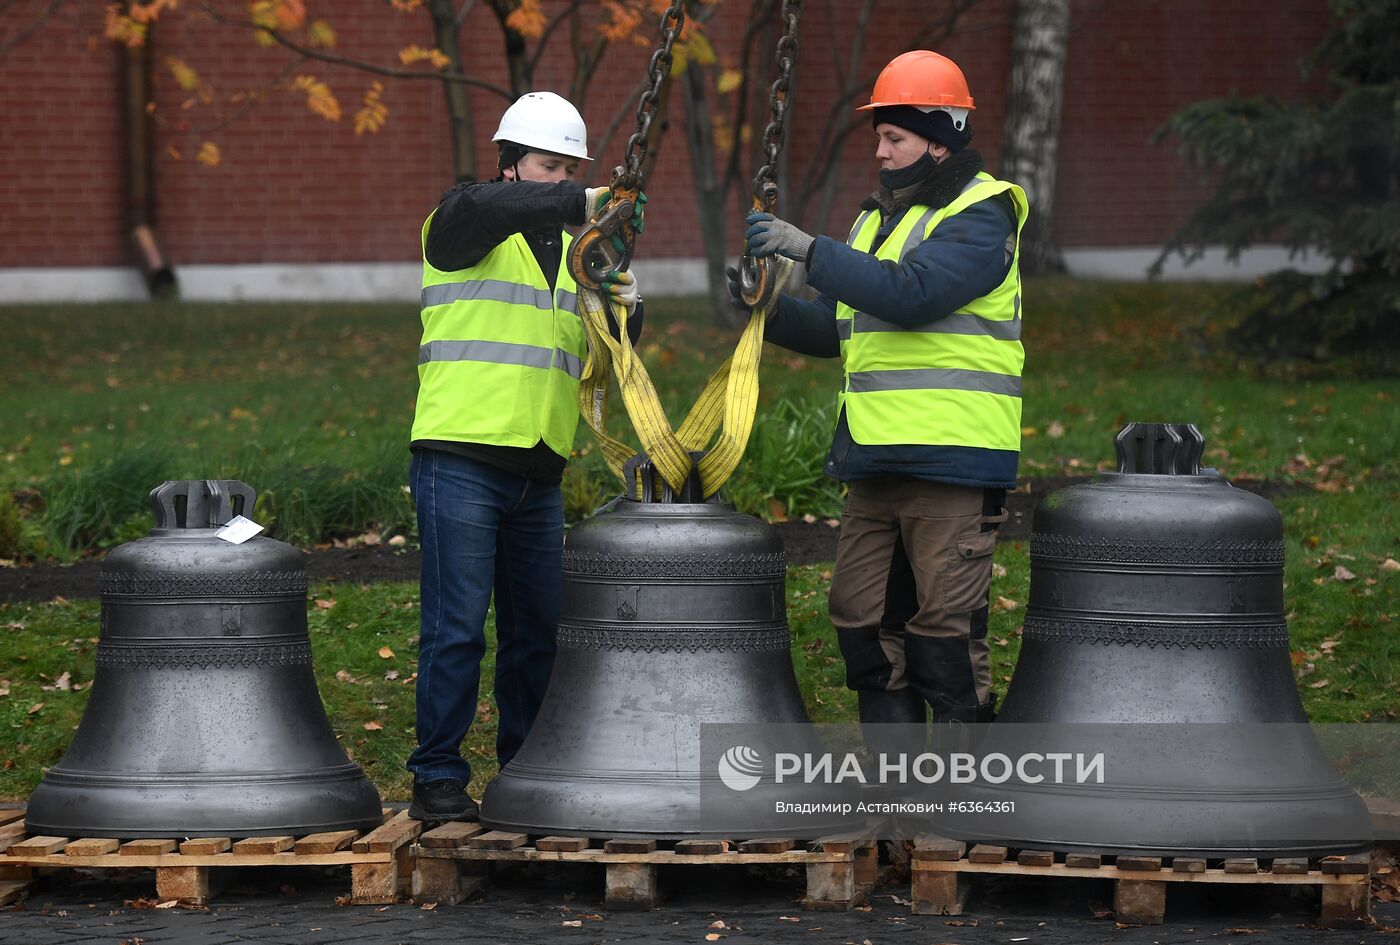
left=0, top=806, right=422, bottom=906
left=411, top=824, right=881, bottom=911
left=911, top=837, right=1373, bottom=927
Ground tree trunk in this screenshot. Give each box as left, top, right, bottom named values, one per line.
left=1000, top=0, right=1070, bottom=275
left=428, top=0, right=476, bottom=182
left=681, top=64, right=740, bottom=327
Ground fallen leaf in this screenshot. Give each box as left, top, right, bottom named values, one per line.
left=388, top=535, right=407, bottom=546
left=1333, top=566, right=1356, bottom=581
left=1309, top=679, right=1330, bottom=689
left=378, top=646, right=395, bottom=659
left=315, top=598, right=336, bottom=610
left=1047, top=420, right=1066, bottom=438
left=420, top=902, right=437, bottom=910
left=705, top=936, right=722, bottom=942
left=154, top=899, right=180, bottom=909
left=991, top=562, right=1007, bottom=578
left=561, top=919, right=582, bottom=927
left=1381, top=558, right=1400, bottom=572
left=708, top=920, right=727, bottom=928
left=335, top=669, right=355, bottom=683
left=995, top=596, right=1019, bottom=611
left=363, top=720, right=383, bottom=731
left=27, top=702, right=43, bottom=714
left=384, top=670, right=400, bottom=681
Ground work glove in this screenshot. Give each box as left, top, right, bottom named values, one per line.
left=724, top=265, right=753, bottom=317
left=744, top=211, right=815, bottom=262
left=585, top=187, right=611, bottom=218
left=602, top=269, right=640, bottom=314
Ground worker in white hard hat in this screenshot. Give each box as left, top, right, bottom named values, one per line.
left=406, top=91, right=646, bottom=822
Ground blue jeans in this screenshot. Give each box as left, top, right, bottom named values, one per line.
left=407, top=450, right=563, bottom=785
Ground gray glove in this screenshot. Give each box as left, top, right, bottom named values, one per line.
left=744, top=212, right=815, bottom=262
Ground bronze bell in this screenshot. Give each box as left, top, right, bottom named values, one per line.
left=480, top=494, right=850, bottom=839
left=25, top=480, right=383, bottom=839
left=938, top=423, right=1372, bottom=857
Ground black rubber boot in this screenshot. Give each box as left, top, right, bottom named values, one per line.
left=408, top=779, right=480, bottom=823
left=858, top=687, right=928, bottom=795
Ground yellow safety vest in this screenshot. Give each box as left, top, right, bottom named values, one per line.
left=411, top=212, right=586, bottom=457
left=835, top=171, right=1027, bottom=453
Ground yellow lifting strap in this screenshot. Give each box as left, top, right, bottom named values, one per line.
left=574, top=257, right=795, bottom=500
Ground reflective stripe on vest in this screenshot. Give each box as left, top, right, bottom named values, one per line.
left=411, top=211, right=586, bottom=455
left=835, top=172, right=1028, bottom=452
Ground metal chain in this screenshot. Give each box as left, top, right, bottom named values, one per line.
left=620, top=0, right=687, bottom=191
left=751, top=0, right=802, bottom=210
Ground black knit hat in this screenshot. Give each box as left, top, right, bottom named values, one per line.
left=871, top=105, right=972, bottom=153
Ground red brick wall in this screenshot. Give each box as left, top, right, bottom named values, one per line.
left=0, top=0, right=1330, bottom=269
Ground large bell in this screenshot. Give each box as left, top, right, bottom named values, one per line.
left=25, top=480, right=383, bottom=839
left=481, top=496, right=849, bottom=839
left=937, top=423, right=1372, bottom=856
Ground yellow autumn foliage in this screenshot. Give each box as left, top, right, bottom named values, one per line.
left=354, top=82, right=389, bottom=136
left=717, top=68, right=743, bottom=95
left=104, top=4, right=148, bottom=46
left=505, top=0, right=546, bottom=38
left=292, top=74, right=341, bottom=122
left=305, top=18, right=336, bottom=48
left=165, top=56, right=200, bottom=91
left=398, top=44, right=450, bottom=69
left=196, top=141, right=221, bottom=167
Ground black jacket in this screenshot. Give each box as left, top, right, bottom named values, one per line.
left=414, top=179, right=644, bottom=483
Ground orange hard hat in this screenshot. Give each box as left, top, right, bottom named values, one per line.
left=858, top=50, right=976, bottom=113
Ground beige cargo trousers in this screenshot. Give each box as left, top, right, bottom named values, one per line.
left=829, top=478, right=1006, bottom=719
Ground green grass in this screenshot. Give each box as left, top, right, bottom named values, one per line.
left=1, top=281, right=1397, bottom=800
left=4, top=280, right=1395, bottom=558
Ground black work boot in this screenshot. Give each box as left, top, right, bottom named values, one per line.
left=408, top=779, right=480, bottom=823
left=858, top=688, right=927, bottom=797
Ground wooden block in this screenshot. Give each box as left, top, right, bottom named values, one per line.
left=119, top=839, right=177, bottom=856
left=419, top=823, right=484, bottom=850
left=395, top=844, right=414, bottom=898
left=813, top=829, right=874, bottom=855
left=1321, top=881, right=1371, bottom=926
left=605, top=862, right=659, bottom=910
left=351, top=861, right=397, bottom=905
left=1066, top=853, right=1102, bottom=869
left=1223, top=858, right=1258, bottom=874
left=294, top=830, right=358, bottom=855
left=1171, top=857, right=1206, bottom=874
left=674, top=839, right=728, bottom=856
left=1114, top=878, right=1165, bottom=925
left=8, top=836, right=67, bottom=856
left=805, top=860, right=853, bottom=906
left=352, top=811, right=424, bottom=854
left=739, top=838, right=794, bottom=854
left=468, top=831, right=528, bottom=851
left=912, top=868, right=965, bottom=916
left=0, top=880, right=30, bottom=907
left=1116, top=855, right=1163, bottom=872
left=0, top=811, right=25, bottom=827
left=178, top=838, right=231, bottom=856
left=233, top=836, right=294, bottom=855
left=155, top=865, right=211, bottom=903
left=604, top=838, right=656, bottom=854
left=1017, top=849, right=1055, bottom=867
left=535, top=836, right=590, bottom=853
left=911, top=837, right=965, bottom=862
left=1270, top=857, right=1309, bottom=875
left=1320, top=853, right=1370, bottom=875
left=65, top=838, right=120, bottom=856
left=412, top=856, right=462, bottom=904
left=968, top=844, right=1007, bottom=864
left=853, top=844, right=878, bottom=887
left=0, top=821, right=27, bottom=851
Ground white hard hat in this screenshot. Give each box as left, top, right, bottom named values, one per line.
left=492, top=91, right=592, bottom=161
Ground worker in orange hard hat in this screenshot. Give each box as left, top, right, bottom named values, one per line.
left=733, top=50, right=1029, bottom=757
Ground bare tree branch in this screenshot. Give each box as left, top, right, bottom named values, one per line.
left=526, top=0, right=581, bottom=78
left=586, top=75, right=648, bottom=184
left=151, top=57, right=304, bottom=137
left=197, top=1, right=512, bottom=99
left=719, top=0, right=779, bottom=206
left=0, top=0, right=70, bottom=64
left=453, top=0, right=479, bottom=28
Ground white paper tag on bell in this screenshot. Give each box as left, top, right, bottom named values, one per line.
left=215, top=515, right=264, bottom=544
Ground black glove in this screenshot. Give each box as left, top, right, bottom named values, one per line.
left=724, top=265, right=753, bottom=317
